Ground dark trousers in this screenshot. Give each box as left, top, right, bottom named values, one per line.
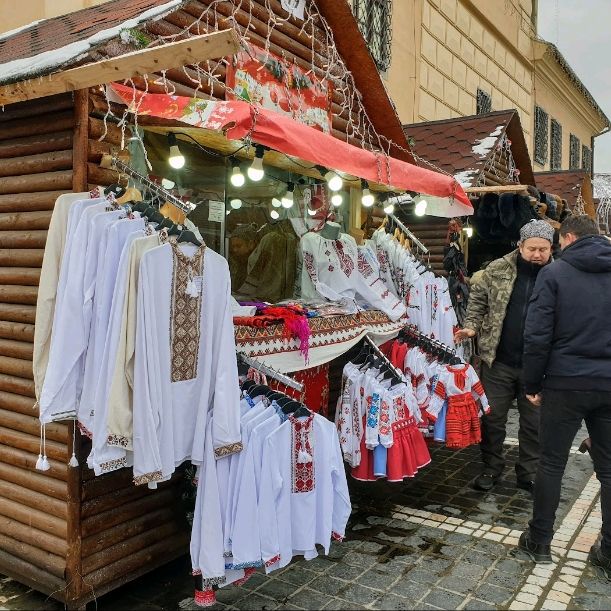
left=480, top=361, right=540, bottom=481
left=530, top=389, right=611, bottom=553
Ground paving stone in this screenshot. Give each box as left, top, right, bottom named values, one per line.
left=356, top=569, right=400, bottom=591
left=308, top=576, right=348, bottom=597
left=451, top=561, right=487, bottom=580
left=494, top=558, right=526, bottom=574
left=257, top=578, right=299, bottom=601
left=485, top=569, right=524, bottom=590
left=572, top=593, right=611, bottom=611
left=438, top=576, right=478, bottom=595
left=423, top=588, right=466, bottom=609
left=475, top=584, right=514, bottom=605
left=276, top=568, right=318, bottom=587
left=326, top=563, right=365, bottom=582
left=391, top=578, right=429, bottom=601
left=322, top=599, right=365, bottom=610
left=303, top=558, right=335, bottom=573
left=463, top=599, right=497, bottom=610
left=371, top=593, right=418, bottom=610
left=287, top=588, right=329, bottom=610
left=337, top=583, right=381, bottom=605
left=233, top=593, right=278, bottom=610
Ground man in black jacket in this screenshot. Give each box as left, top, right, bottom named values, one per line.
left=517, top=216, right=611, bottom=577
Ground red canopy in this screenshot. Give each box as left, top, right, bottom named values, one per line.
left=111, top=84, right=473, bottom=216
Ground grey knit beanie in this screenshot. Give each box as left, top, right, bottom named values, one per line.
left=519, top=219, right=554, bottom=243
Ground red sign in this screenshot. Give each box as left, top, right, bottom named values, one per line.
left=226, top=42, right=332, bottom=133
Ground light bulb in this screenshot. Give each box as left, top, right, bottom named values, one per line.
left=230, top=198, right=242, bottom=210
left=362, top=189, right=375, bottom=207
left=270, top=210, right=280, bottom=220
left=384, top=203, right=395, bottom=214
left=325, top=171, right=343, bottom=192
left=168, top=145, right=185, bottom=169
left=415, top=200, right=428, bottom=216
left=331, top=193, right=343, bottom=207
left=161, top=178, right=175, bottom=189
left=281, top=184, right=294, bottom=209
left=230, top=165, right=245, bottom=187
left=248, top=145, right=266, bottom=181
left=464, top=226, right=473, bottom=238
left=271, top=198, right=282, bottom=208
left=307, top=207, right=316, bottom=216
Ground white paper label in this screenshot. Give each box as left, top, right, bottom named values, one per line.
left=192, top=276, right=203, bottom=294
left=281, top=0, right=306, bottom=20
left=208, top=200, right=225, bottom=223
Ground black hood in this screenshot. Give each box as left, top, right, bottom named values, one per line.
left=561, top=235, right=611, bottom=273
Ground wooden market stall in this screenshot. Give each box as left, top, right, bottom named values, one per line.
left=0, top=1, right=432, bottom=608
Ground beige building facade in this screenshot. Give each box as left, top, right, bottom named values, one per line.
left=352, top=0, right=608, bottom=174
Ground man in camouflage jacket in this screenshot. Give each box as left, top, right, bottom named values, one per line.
left=455, top=220, right=554, bottom=493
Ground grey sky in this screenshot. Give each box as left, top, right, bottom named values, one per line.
left=537, top=0, right=611, bottom=173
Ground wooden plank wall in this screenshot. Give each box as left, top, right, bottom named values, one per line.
left=0, top=93, right=73, bottom=597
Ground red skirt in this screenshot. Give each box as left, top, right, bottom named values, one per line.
left=446, top=393, right=481, bottom=449
left=387, top=417, right=431, bottom=481
left=351, top=416, right=378, bottom=481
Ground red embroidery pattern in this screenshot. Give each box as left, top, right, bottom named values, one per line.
left=332, top=241, right=354, bottom=277
left=357, top=252, right=374, bottom=278
left=380, top=289, right=390, bottom=300
left=331, top=531, right=344, bottom=542
left=303, top=251, right=317, bottom=282
left=379, top=400, right=391, bottom=437
left=291, top=415, right=315, bottom=493
left=265, top=554, right=281, bottom=568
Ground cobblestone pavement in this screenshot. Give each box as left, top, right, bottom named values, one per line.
left=1, top=411, right=608, bottom=610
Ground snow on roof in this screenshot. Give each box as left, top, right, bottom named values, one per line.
left=471, top=125, right=504, bottom=158
left=0, top=0, right=182, bottom=83
left=454, top=169, right=478, bottom=188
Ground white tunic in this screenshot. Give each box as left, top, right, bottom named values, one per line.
left=38, top=203, right=109, bottom=424
left=300, top=232, right=406, bottom=321
left=132, top=241, right=242, bottom=486
left=258, top=414, right=351, bottom=571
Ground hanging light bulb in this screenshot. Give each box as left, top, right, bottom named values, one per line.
left=307, top=207, right=316, bottom=216
left=414, top=199, right=428, bottom=216
left=384, top=202, right=395, bottom=215
left=247, top=144, right=265, bottom=182
left=161, top=178, right=175, bottom=190
left=230, top=198, right=242, bottom=210
left=271, top=197, right=282, bottom=208
left=316, top=165, right=343, bottom=192
left=331, top=193, right=343, bottom=207
left=464, top=226, right=473, bottom=238
left=167, top=133, right=185, bottom=169
left=230, top=158, right=245, bottom=187
left=270, top=210, right=280, bottom=220
left=281, top=183, right=295, bottom=208
left=361, top=180, right=375, bottom=207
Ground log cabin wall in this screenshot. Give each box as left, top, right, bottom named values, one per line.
left=0, top=93, right=73, bottom=598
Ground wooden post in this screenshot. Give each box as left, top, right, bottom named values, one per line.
left=73, top=90, right=89, bottom=192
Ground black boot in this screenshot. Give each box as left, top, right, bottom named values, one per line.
left=589, top=542, right=611, bottom=580
left=514, top=530, right=552, bottom=563
left=473, top=472, right=498, bottom=491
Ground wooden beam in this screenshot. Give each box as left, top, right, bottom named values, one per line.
left=465, top=184, right=529, bottom=194
left=0, top=29, right=241, bottom=106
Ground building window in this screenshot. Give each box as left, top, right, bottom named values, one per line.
left=582, top=145, right=592, bottom=174
left=353, top=0, right=393, bottom=72
left=476, top=89, right=492, bottom=115
left=569, top=134, right=581, bottom=169
left=534, top=106, right=548, bottom=166
left=550, top=118, right=562, bottom=170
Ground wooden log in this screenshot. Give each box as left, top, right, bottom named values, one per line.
left=0, top=514, right=66, bottom=557
left=82, top=506, right=177, bottom=557
left=0, top=531, right=65, bottom=578
left=83, top=521, right=181, bottom=575
left=73, top=89, right=88, bottom=193
left=0, top=211, right=52, bottom=231
left=0, top=249, right=44, bottom=267
left=85, top=534, right=189, bottom=589
left=0, top=150, right=73, bottom=178
left=0, top=547, right=65, bottom=599
left=0, top=479, right=66, bottom=520
left=81, top=481, right=152, bottom=519
left=82, top=487, right=178, bottom=537
left=0, top=372, right=34, bottom=396
left=0, top=389, right=36, bottom=413
left=0, top=94, right=72, bottom=123
left=0, top=286, right=38, bottom=305
left=0, top=444, right=67, bottom=482
left=0, top=111, right=74, bottom=142
left=0, top=171, right=73, bottom=195
left=0, top=321, right=34, bottom=342
left=0, top=304, right=36, bottom=324
left=88, top=117, right=128, bottom=145
left=0, top=461, right=66, bottom=501
left=0, top=191, right=65, bottom=213
left=0, top=339, right=33, bottom=360
left=0, top=231, right=47, bottom=249
left=0, top=409, right=67, bottom=444
left=0, top=131, right=73, bottom=160
left=87, top=164, right=125, bottom=188
left=0, top=425, right=67, bottom=462
left=87, top=139, right=116, bottom=164
left=0, top=494, right=67, bottom=539
left=0, top=268, right=40, bottom=286
left=0, top=355, right=33, bottom=380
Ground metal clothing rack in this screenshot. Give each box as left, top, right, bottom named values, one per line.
left=388, top=213, right=429, bottom=254
left=237, top=352, right=304, bottom=393
left=364, top=335, right=408, bottom=384
left=403, top=324, right=460, bottom=361
left=110, top=156, right=195, bottom=215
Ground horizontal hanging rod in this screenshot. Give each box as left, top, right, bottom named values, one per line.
left=387, top=213, right=429, bottom=254
left=364, top=335, right=408, bottom=384
left=237, top=352, right=304, bottom=393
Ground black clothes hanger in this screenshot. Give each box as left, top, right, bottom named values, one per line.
left=104, top=183, right=126, bottom=199
left=241, top=380, right=256, bottom=392
left=177, top=229, right=202, bottom=246
left=292, top=404, right=312, bottom=418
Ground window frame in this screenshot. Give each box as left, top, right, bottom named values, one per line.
left=534, top=105, right=549, bottom=166
left=353, top=0, right=393, bottom=72
left=550, top=118, right=562, bottom=171
left=582, top=145, right=592, bottom=174
left=476, top=88, right=492, bottom=115
left=569, top=134, right=581, bottom=170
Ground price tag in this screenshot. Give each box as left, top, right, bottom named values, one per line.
left=192, top=276, right=203, bottom=294
left=208, top=200, right=225, bottom=223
